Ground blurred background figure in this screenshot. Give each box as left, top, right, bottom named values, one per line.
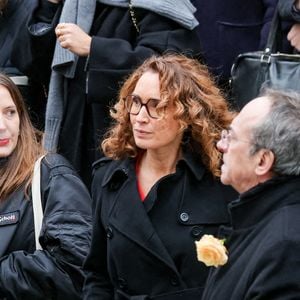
left=12, top=0, right=201, bottom=187
left=83, top=54, right=237, bottom=300
left=191, top=0, right=278, bottom=92
left=0, top=73, right=92, bottom=299
left=0, top=0, right=46, bottom=130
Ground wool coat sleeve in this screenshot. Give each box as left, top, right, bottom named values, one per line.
left=10, top=0, right=62, bottom=85
left=0, top=154, right=92, bottom=300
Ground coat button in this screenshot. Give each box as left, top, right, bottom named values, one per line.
left=191, top=226, right=203, bottom=238
left=170, top=276, right=179, bottom=286
left=118, top=277, right=127, bottom=290
left=179, top=212, right=189, bottom=222
left=106, top=226, right=113, bottom=239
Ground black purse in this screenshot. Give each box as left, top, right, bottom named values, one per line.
left=230, top=6, right=300, bottom=110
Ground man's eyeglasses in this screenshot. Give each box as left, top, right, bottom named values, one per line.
left=124, top=94, right=162, bottom=119
left=220, top=129, right=251, bottom=146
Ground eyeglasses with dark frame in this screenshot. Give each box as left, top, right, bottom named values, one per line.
left=124, top=94, right=163, bottom=119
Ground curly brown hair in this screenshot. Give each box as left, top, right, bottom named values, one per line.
left=102, top=54, right=234, bottom=176
left=0, top=74, right=45, bottom=200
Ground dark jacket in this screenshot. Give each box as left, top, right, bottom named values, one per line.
left=0, top=153, right=92, bottom=300
left=0, top=0, right=46, bottom=130
left=83, top=151, right=237, bottom=300
left=191, top=0, right=277, bottom=85
left=11, top=1, right=202, bottom=187
left=202, top=176, right=300, bottom=300
left=0, top=0, right=37, bottom=75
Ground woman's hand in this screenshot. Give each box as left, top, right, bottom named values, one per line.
left=287, top=23, right=300, bottom=51
left=55, top=23, right=92, bottom=56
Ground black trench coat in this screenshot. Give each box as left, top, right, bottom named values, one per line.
left=83, top=151, right=237, bottom=300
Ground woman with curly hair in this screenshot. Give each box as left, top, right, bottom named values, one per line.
left=0, top=73, right=92, bottom=299
left=83, top=54, right=237, bottom=300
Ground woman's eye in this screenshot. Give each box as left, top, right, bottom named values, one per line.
left=6, top=109, right=17, bottom=118
left=148, top=99, right=160, bottom=108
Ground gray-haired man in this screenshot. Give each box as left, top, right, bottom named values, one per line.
left=202, top=89, right=300, bottom=300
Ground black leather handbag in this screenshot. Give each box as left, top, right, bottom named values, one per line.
left=230, top=7, right=300, bottom=110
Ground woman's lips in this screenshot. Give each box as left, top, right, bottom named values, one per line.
left=134, top=129, right=151, bottom=137
left=0, top=139, right=9, bottom=146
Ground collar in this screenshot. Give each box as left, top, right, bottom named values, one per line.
left=229, top=176, right=300, bottom=229
left=0, top=157, right=9, bottom=167
left=100, top=149, right=207, bottom=187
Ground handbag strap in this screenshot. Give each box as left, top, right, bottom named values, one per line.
left=31, top=155, right=45, bottom=250
left=265, top=6, right=281, bottom=54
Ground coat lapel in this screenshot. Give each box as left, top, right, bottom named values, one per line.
left=109, top=176, right=179, bottom=274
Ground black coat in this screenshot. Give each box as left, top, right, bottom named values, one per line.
left=0, top=154, right=92, bottom=300
left=202, top=176, right=300, bottom=300
left=11, top=2, right=202, bottom=187
left=83, top=151, right=237, bottom=300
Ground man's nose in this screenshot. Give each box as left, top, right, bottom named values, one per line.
left=216, top=138, right=227, bottom=153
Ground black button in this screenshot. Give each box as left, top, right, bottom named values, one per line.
left=106, top=226, right=113, bottom=239
left=118, top=277, right=127, bottom=289
left=191, top=226, right=203, bottom=238
left=180, top=212, right=189, bottom=222
left=170, top=276, right=179, bottom=286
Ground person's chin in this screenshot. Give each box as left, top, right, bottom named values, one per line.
left=220, top=169, right=230, bottom=186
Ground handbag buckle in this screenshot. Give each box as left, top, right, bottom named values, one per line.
left=260, top=48, right=271, bottom=64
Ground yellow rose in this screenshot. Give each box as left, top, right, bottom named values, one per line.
left=195, top=234, right=228, bottom=267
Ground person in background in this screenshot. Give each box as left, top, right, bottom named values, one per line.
left=279, top=0, right=300, bottom=50
left=83, top=54, right=237, bottom=300
left=0, top=73, right=92, bottom=299
left=11, top=0, right=201, bottom=187
left=0, top=0, right=46, bottom=130
left=201, top=89, right=300, bottom=299
left=191, top=0, right=278, bottom=92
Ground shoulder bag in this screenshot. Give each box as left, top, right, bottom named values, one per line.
left=230, top=6, right=300, bottom=110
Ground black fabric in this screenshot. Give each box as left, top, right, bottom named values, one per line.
left=83, top=150, right=237, bottom=299
left=0, top=153, right=92, bottom=299
left=11, top=3, right=202, bottom=188
left=202, top=176, right=300, bottom=300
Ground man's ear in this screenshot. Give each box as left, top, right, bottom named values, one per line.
left=255, top=149, right=275, bottom=176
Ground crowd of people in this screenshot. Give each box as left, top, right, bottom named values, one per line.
left=0, top=0, right=300, bottom=299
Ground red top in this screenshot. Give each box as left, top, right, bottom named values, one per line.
left=135, top=158, right=146, bottom=201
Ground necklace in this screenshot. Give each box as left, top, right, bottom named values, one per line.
left=129, top=0, right=139, bottom=33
